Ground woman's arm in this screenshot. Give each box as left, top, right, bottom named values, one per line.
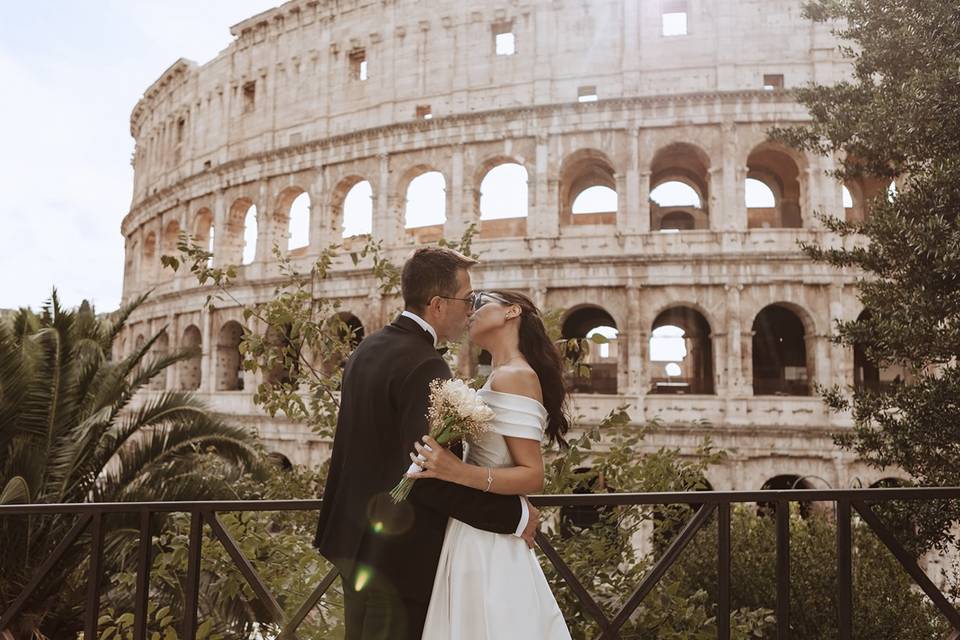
left=407, top=367, right=545, bottom=495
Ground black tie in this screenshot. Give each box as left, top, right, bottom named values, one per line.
left=436, top=346, right=448, bottom=356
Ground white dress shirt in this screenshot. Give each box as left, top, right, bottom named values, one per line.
left=400, top=309, right=530, bottom=537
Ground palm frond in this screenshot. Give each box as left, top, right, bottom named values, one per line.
left=100, top=291, right=150, bottom=353
left=1, top=476, right=30, bottom=504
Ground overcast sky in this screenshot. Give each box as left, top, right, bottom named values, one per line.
left=0, top=0, right=278, bottom=313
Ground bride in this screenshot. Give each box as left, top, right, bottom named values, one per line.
left=407, top=290, right=572, bottom=639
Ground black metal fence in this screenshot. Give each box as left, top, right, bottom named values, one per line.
left=2, top=487, right=959, bottom=639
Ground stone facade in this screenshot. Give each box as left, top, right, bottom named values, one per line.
left=120, top=0, right=901, bottom=493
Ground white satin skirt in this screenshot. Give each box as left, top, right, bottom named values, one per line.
left=421, top=518, right=571, bottom=640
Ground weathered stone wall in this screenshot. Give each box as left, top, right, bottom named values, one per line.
left=120, top=0, right=896, bottom=492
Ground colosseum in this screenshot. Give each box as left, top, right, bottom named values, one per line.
left=119, top=0, right=903, bottom=495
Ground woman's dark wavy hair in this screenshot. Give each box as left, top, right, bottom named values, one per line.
left=489, top=290, right=570, bottom=448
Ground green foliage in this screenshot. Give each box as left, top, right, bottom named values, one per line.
left=97, top=462, right=342, bottom=639
left=674, top=504, right=951, bottom=639
left=769, top=0, right=960, bottom=550
left=0, top=291, right=261, bottom=638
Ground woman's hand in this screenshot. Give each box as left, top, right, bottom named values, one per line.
left=407, top=435, right=465, bottom=483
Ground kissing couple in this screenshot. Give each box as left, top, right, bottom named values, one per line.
left=314, top=246, right=572, bottom=639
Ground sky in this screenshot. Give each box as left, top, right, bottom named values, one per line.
left=0, top=0, right=279, bottom=313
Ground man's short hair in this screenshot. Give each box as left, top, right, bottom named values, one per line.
left=401, top=246, right=478, bottom=313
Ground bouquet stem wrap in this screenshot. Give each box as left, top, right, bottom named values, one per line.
left=389, top=379, right=495, bottom=503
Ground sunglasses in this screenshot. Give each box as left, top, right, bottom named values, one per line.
left=469, top=291, right=511, bottom=312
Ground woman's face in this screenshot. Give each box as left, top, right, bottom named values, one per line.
left=467, top=292, right=516, bottom=346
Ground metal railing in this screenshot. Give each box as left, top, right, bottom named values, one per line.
left=1, top=487, right=959, bottom=639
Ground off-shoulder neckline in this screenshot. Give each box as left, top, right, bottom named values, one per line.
left=478, top=387, right=548, bottom=414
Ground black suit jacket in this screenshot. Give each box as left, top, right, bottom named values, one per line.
left=314, top=314, right=522, bottom=605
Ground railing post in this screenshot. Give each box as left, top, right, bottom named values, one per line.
left=776, top=501, right=790, bottom=640
left=134, top=510, right=152, bottom=640
left=181, top=510, right=204, bottom=640
left=718, top=502, right=730, bottom=640
left=837, top=499, right=852, bottom=640
left=84, top=512, right=105, bottom=640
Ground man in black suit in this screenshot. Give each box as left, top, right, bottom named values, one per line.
left=314, top=246, right=540, bottom=640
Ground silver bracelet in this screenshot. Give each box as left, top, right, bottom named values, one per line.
left=484, top=467, right=493, bottom=492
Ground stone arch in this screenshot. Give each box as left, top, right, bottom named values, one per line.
left=216, top=320, right=245, bottom=391
left=649, top=306, right=715, bottom=395
left=559, top=149, right=617, bottom=226
left=853, top=310, right=911, bottom=392
left=142, top=231, right=158, bottom=284
left=649, top=142, right=711, bottom=231
left=162, top=219, right=181, bottom=256
left=561, top=305, right=619, bottom=394
left=476, top=158, right=529, bottom=238
left=330, top=175, right=373, bottom=240
left=745, top=142, right=806, bottom=229
left=758, top=474, right=815, bottom=518
left=274, top=186, right=310, bottom=253
left=149, top=330, right=170, bottom=390
left=225, top=197, right=257, bottom=266
left=401, top=165, right=447, bottom=243
left=751, top=303, right=813, bottom=396
left=179, top=324, right=202, bottom=390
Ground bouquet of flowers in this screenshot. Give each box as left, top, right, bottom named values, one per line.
left=389, top=378, right=496, bottom=503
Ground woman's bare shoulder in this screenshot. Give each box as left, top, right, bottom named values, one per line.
left=490, top=364, right=543, bottom=402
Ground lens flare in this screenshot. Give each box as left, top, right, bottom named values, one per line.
left=353, top=564, right=374, bottom=592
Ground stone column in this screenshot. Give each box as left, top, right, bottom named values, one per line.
left=200, top=306, right=214, bottom=393
left=254, top=179, right=272, bottom=266
left=212, top=190, right=227, bottom=266
left=724, top=283, right=748, bottom=395
left=828, top=283, right=851, bottom=389
left=625, top=285, right=644, bottom=396
left=637, top=128, right=653, bottom=234
left=619, top=128, right=642, bottom=235
left=309, top=169, right=331, bottom=252
left=446, top=144, right=467, bottom=239
left=373, top=153, right=402, bottom=247
left=721, top=123, right=746, bottom=230
left=530, top=135, right=557, bottom=238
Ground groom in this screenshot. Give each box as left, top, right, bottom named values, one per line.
left=314, top=246, right=540, bottom=640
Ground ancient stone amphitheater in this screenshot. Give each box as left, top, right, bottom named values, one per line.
left=120, top=0, right=903, bottom=493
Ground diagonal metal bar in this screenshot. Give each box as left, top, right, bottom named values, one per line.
left=601, top=503, right=717, bottom=638
left=278, top=566, right=340, bottom=639
left=181, top=510, right=203, bottom=640
left=84, top=511, right=106, bottom=640
left=535, top=531, right=615, bottom=636
left=837, top=499, right=852, bottom=640
left=853, top=501, right=960, bottom=630
left=718, top=502, right=731, bottom=640
left=133, top=510, right=152, bottom=640
left=776, top=501, right=790, bottom=640
left=947, top=630, right=960, bottom=640
left=204, top=512, right=286, bottom=624
left=0, top=513, right=92, bottom=629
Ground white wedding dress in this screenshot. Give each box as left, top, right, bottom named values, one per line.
left=421, top=381, right=571, bottom=639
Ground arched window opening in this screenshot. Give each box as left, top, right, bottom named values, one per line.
left=405, top=171, right=447, bottom=229
left=560, top=150, right=617, bottom=225
left=287, top=192, right=310, bottom=251
left=752, top=305, right=810, bottom=396
left=342, top=180, right=373, bottom=238
left=650, top=307, right=714, bottom=394
left=179, top=325, right=202, bottom=390
left=758, top=475, right=814, bottom=518
left=853, top=310, right=912, bottom=392
left=147, top=330, right=169, bottom=390
left=242, top=204, right=258, bottom=265
left=217, top=321, right=245, bottom=391
left=650, top=144, right=710, bottom=231
left=194, top=208, right=214, bottom=267
left=746, top=145, right=803, bottom=229
left=162, top=220, right=181, bottom=256
left=480, top=163, right=529, bottom=220
left=143, top=232, right=157, bottom=283
left=561, top=306, right=618, bottom=394
left=571, top=186, right=618, bottom=214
